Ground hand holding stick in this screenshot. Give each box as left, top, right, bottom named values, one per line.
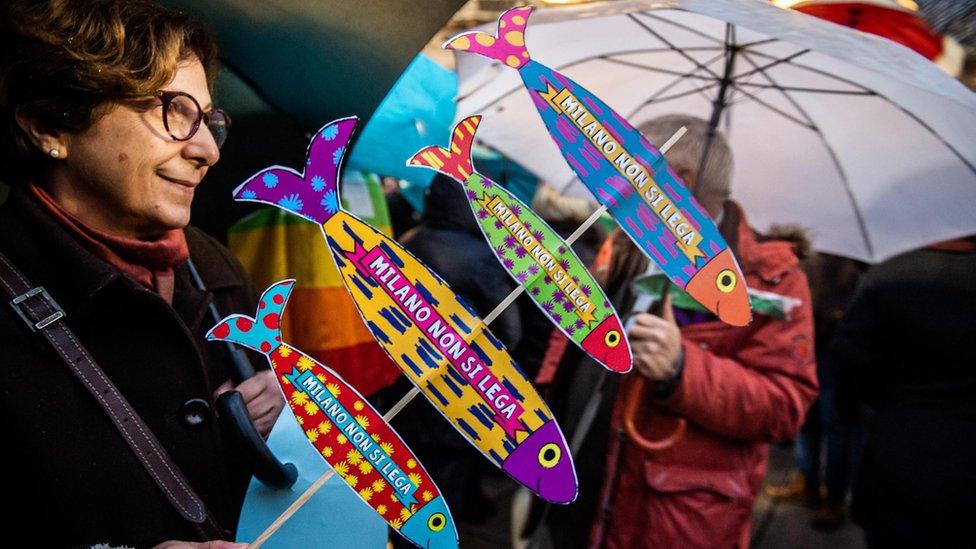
left=622, top=289, right=687, bottom=453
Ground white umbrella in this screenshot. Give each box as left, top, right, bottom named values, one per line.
left=453, top=0, right=976, bottom=262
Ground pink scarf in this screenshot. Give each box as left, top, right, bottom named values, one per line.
left=29, top=183, right=189, bottom=304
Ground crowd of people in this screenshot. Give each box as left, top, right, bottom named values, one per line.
left=0, top=1, right=973, bottom=548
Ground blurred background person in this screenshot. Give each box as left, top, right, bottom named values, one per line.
left=831, top=235, right=976, bottom=548
left=766, top=253, right=868, bottom=531
left=382, top=175, right=421, bottom=239
left=537, top=114, right=818, bottom=549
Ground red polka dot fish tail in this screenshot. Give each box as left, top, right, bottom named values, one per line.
left=206, top=280, right=458, bottom=549
left=409, top=116, right=632, bottom=373
left=232, top=118, right=579, bottom=504
left=445, top=7, right=752, bottom=326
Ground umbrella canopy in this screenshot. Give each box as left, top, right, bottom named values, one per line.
left=454, top=0, right=976, bottom=263
left=161, top=0, right=466, bottom=128
left=346, top=53, right=457, bottom=210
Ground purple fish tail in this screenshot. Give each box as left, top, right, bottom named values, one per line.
left=231, top=117, right=358, bottom=224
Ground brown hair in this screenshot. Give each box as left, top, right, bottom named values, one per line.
left=0, top=0, right=218, bottom=184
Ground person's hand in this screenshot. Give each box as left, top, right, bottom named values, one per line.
left=214, top=369, right=284, bottom=438
left=629, top=294, right=682, bottom=382
left=151, top=541, right=247, bottom=549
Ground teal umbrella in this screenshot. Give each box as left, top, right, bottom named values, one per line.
left=343, top=52, right=542, bottom=214
left=347, top=53, right=458, bottom=196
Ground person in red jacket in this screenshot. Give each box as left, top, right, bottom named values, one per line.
left=538, top=114, right=818, bottom=548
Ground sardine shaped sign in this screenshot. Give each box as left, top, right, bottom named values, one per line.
left=410, top=116, right=632, bottom=372
left=445, top=6, right=752, bottom=326
left=207, top=280, right=458, bottom=549
left=232, top=117, right=578, bottom=504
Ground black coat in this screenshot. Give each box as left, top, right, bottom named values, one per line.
left=831, top=243, right=976, bottom=546
left=0, top=187, right=259, bottom=547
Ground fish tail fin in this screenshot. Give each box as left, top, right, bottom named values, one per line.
left=443, top=6, right=532, bottom=69
left=231, top=117, right=358, bottom=224
left=207, top=279, right=295, bottom=354
left=407, top=115, right=481, bottom=182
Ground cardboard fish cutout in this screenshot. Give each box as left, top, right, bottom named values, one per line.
left=409, top=116, right=631, bottom=372
left=207, top=280, right=457, bottom=549
left=445, top=6, right=752, bottom=326
left=234, top=406, right=388, bottom=548
left=232, top=117, right=578, bottom=504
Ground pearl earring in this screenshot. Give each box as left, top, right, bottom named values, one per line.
left=49, top=148, right=60, bottom=158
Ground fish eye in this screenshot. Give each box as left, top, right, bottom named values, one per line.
left=716, top=269, right=737, bottom=293
left=604, top=330, right=621, bottom=348
left=537, top=442, right=561, bottom=468
left=427, top=512, right=446, bottom=532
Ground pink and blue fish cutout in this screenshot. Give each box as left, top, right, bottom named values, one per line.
left=445, top=6, right=752, bottom=326
left=231, top=117, right=578, bottom=504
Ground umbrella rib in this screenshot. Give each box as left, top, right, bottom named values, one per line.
left=627, top=13, right=723, bottom=80
left=741, top=50, right=874, bottom=93
left=637, top=83, right=722, bottom=108
left=742, top=52, right=976, bottom=176
left=610, top=46, right=725, bottom=53
left=732, top=81, right=875, bottom=95
left=885, top=105, right=976, bottom=175
left=736, top=50, right=875, bottom=258
left=736, top=37, right=780, bottom=49
left=728, top=81, right=816, bottom=130
left=819, top=133, right=876, bottom=259
left=601, top=57, right=718, bottom=81
left=736, top=50, right=818, bottom=128
left=624, top=51, right=728, bottom=118
left=732, top=49, right=812, bottom=82
left=637, top=11, right=725, bottom=46
left=456, top=46, right=720, bottom=112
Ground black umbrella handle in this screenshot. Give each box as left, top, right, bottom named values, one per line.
left=217, top=391, right=298, bottom=489
left=187, top=259, right=297, bottom=489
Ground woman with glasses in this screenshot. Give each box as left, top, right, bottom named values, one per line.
left=0, top=1, right=282, bottom=547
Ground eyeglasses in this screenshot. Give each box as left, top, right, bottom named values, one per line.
left=155, top=90, right=231, bottom=148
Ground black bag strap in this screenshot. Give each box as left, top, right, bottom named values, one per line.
left=0, top=251, right=226, bottom=541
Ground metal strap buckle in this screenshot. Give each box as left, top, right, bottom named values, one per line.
left=10, top=286, right=65, bottom=331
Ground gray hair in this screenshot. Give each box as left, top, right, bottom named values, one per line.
left=636, top=114, right=733, bottom=201
left=531, top=181, right=599, bottom=224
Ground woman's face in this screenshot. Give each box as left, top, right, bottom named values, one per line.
left=53, top=56, right=220, bottom=238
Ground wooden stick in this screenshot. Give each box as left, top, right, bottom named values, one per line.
left=249, top=126, right=687, bottom=547
left=382, top=385, right=422, bottom=420
left=248, top=470, right=332, bottom=548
